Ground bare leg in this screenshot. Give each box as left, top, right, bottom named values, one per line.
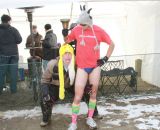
left=89, top=67, right=101, bottom=100
left=73, top=68, right=88, bottom=104
left=83, top=83, right=99, bottom=117
left=70, top=68, right=88, bottom=126
left=85, top=67, right=101, bottom=129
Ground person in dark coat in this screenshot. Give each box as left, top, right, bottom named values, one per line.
left=42, top=24, right=58, bottom=71
left=0, top=14, right=22, bottom=94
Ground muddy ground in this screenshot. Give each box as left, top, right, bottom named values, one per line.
left=0, top=77, right=160, bottom=130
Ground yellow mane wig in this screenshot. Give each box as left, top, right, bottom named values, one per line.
left=58, top=44, right=75, bottom=100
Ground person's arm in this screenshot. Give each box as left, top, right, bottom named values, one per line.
left=26, top=35, right=32, bottom=47
left=39, top=35, right=43, bottom=46
left=41, top=60, right=57, bottom=83
left=62, top=29, right=69, bottom=44
left=34, top=34, right=43, bottom=47
left=42, top=34, right=52, bottom=48
left=62, top=29, right=76, bottom=45
left=13, top=27, right=22, bottom=44
left=97, top=40, right=115, bottom=67
left=52, top=33, right=57, bottom=46
left=63, top=36, right=68, bottom=44
left=97, top=26, right=115, bottom=67
left=106, top=40, right=115, bottom=58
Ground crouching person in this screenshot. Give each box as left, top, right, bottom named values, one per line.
left=40, top=44, right=75, bottom=126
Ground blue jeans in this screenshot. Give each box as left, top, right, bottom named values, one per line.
left=42, top=60, right=49, bottom=71
left=0, top=55, right=19, bottom=93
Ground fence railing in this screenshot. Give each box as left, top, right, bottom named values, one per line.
left=0, top=54, right=160, bottom=111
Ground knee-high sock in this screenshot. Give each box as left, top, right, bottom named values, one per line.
left=72, top=103, right=80, bottom=124
left=88, top=99, right=96, bottom=118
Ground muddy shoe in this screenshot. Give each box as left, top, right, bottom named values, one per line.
left=86, top=117, right=97, bottom=129
left=40, top=121, right=48, bottom=127
left=68, top=123, right=77, bottom=130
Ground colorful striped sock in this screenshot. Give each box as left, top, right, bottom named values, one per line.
left=88, top=99, right=96, bottom=118
left=71, top=103, right=80, bottom=124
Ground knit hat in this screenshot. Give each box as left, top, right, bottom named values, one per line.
left=77, top=5, right=93, bottom=26
left=58, top=44, right=75, bottom=100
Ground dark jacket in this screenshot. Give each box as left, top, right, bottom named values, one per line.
left=42, top=29, right=58, bottom=60
left=26, top=33, right=43, bottom=58
left=0, top=23, right=22, bottom=56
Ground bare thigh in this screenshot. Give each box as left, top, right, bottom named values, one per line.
left=89, top=67, right=101, bottom=98
left=74, top=68, right=88, bottom=104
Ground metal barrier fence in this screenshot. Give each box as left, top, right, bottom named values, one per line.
left=0, top=54, right=160, bottom=111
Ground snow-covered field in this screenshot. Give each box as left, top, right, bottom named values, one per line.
left=1, top=93, right=160, bottom=130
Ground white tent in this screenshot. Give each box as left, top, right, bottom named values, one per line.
left=0, top=0, right=160, bottom=87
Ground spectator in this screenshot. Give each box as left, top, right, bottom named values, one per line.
left=0, top=14, right=22, bottom=94
left=26, top=25, right=43, bottom=59
left=42, top=24, right=57, bottom=71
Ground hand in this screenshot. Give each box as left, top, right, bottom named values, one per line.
left=97, top=56, right=108, bottom=67
left=62, top=29, right=69, bottom=37
left=43, top=94, right=50, bottom=102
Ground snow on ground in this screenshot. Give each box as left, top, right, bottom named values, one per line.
left=1, top=93, right=160, bottom=129
left=2, top=102, right=88, bottom=119
left=135, top=117, right=160, bottom=129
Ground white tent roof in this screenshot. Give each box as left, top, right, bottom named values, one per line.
left=0, top=0, right=156, bottom=9
left=0, top=0, right=160, bottom=87
left=0, top=0, right=74, bottom=9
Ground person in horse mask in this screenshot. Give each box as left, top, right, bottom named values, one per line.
left=62, top=5, right=115, bottom=130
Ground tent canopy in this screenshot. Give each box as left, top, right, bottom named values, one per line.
left=0, top=0, right=154, bottom=9
left=0, top=0, right=160, bottom=87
